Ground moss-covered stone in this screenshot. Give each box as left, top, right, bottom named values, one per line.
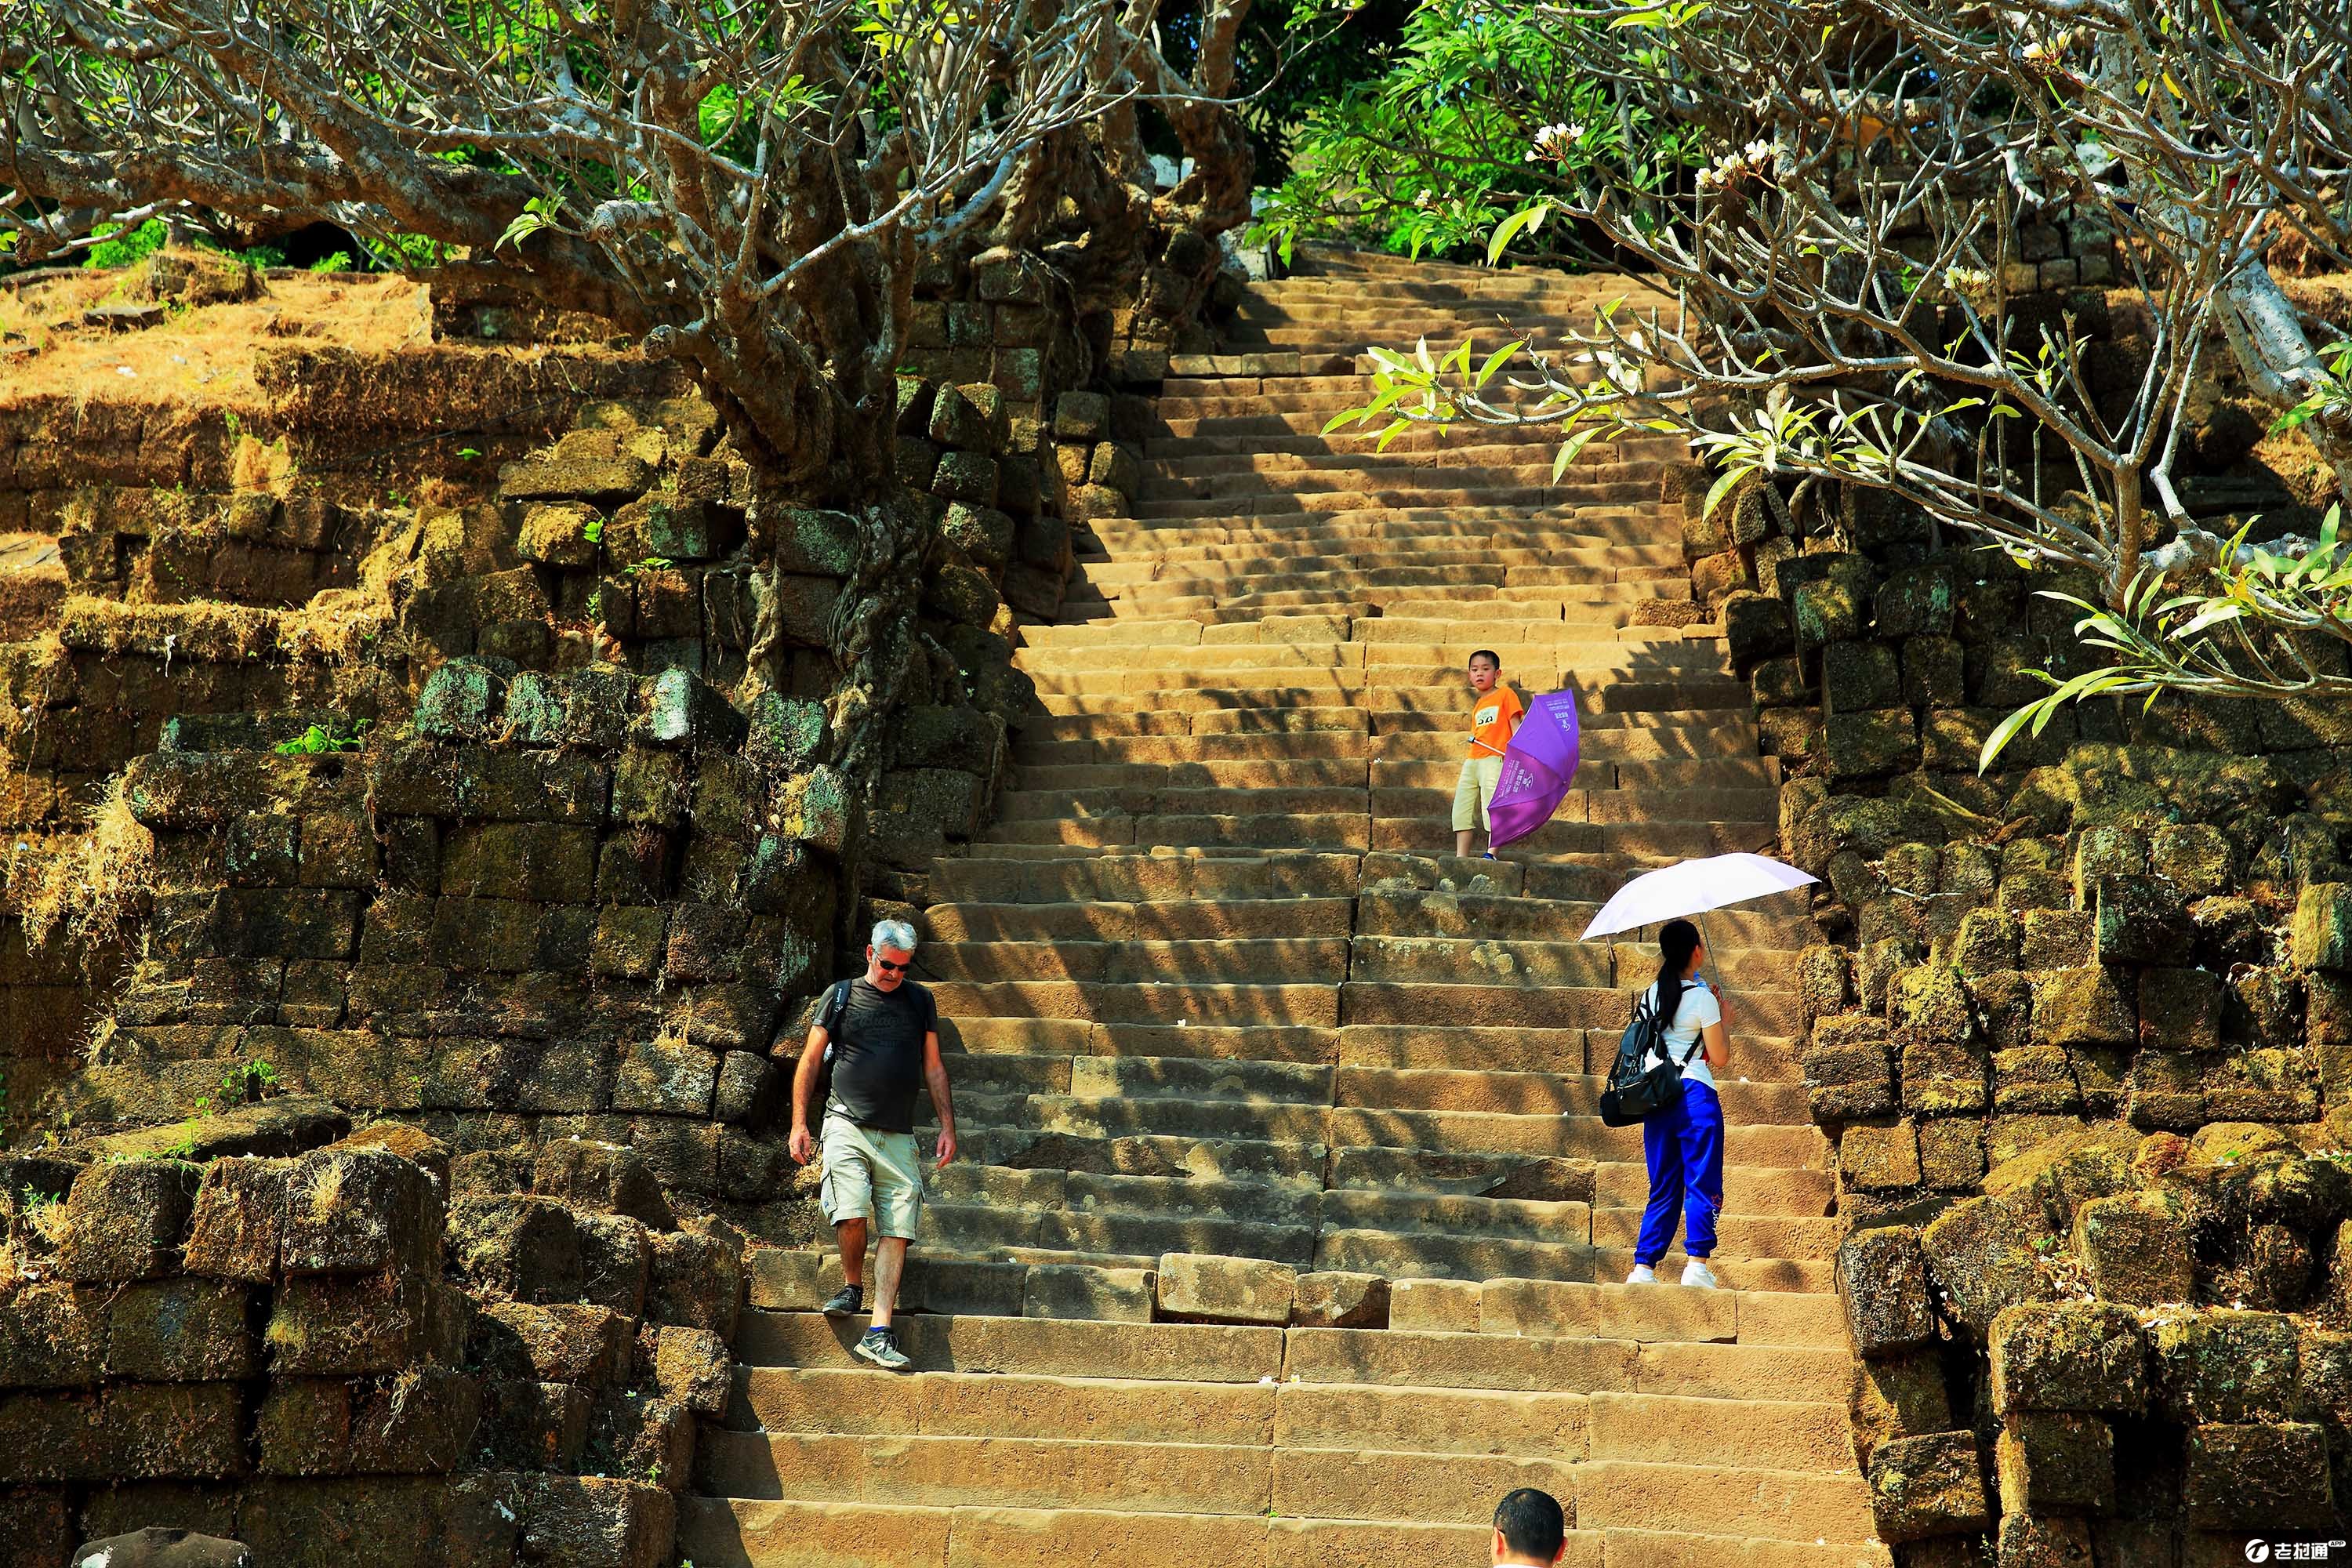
left=1867, top=1430, right=1992, bottom=1544
left=1850, top=1352, right=1955, bottom=1467
left=1838, top=1225, right=1938, bottom=1356
left=1988, top=1302, right=2147, bottom=1414
left=2033, top=968, right=2136, bottom=1049
left=2293, top=883, right=2352, bottom=971
left=2136, top=967, right=2222, bottom=1054
left=2181, top=1422, right=2334, bottom=1530
left=1994, top=1512, right=2093, bottom=1568
left=1922, top=1196, right=2060, bottom=1334
left=2071, top=1192, right=2191, bottom=1306
left=2151, top=1311, right=2300, bottom=1424
left=1984, top=1124, right=2140, bottom=1231
left=2092, top=874, right=2192, bottom=967
left=56, top=1161, right=201, bottom=1283
left=1994, top=1410, right=2113, bottom=1515
left=1843, top=1123, right=1925, bottom=1193
left=1806, top=1015, right=1898, bottom=1123
left=1918, top=1119, right=1987, bottom=1190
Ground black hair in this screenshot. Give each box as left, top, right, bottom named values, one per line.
left=1493, top=1488, right=1566, bottom=1560
left=1653, top=918, right=1702, bottom=1038
left=1469, top=649, right=1501, bottom=669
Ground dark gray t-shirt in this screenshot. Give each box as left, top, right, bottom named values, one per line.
left=822, top=978, right=938, bottom=1134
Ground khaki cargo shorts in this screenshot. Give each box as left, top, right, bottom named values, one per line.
left=1452, top=754, right=1504, bottom=832
left=819, top=1112, right=925, bottom=1240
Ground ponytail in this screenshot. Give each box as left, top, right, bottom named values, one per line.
left=1653, top=919, right=1701, bottom=1037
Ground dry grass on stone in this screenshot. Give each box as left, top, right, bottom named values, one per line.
left=10, top=773, right=157, bottom=952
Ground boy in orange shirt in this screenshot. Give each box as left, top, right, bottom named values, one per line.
left=1454, top=649, right=1525, bottom=858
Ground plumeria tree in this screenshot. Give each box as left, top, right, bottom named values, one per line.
left=1315, top=0, right=2352, bottom=759
left=1, top=0, right=1260, bottom=492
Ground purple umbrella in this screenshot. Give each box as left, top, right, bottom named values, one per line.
left=1487, top=688, right=1581, bottom=849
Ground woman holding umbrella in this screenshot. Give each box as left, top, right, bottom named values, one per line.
left=1624, top=918, right=1730, bottom=1290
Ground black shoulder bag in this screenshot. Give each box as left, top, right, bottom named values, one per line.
left=1598, top=991, right=1708, bottom=1127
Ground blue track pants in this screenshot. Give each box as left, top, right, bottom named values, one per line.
left=1635, top=1079, right=1724, bottom=1265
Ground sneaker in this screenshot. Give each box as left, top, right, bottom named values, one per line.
left=820, top=1284, right=864, bottom=1318
left=1624, top=1264, right=1657, bottom=1285
left=1481, top=851, right=1497, bottom=860
left=854, top=1326, right=913, bottom=1371
left=1681, top=1259, right=1720, bottom=1290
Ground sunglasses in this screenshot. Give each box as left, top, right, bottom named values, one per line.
left=874, top=956, right=910, bottom=974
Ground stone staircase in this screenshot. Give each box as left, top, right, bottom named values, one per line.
left=685, top=249, right=1886, bottom=1567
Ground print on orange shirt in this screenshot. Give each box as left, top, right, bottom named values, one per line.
left=1469, top=687, right=1525, bottom=757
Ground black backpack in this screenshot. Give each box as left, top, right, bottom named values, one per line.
left=806, top=980, right=854, bottom=1116
left=1598, top=989, right=1706, bottom=1127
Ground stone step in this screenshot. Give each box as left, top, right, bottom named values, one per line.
left=1008, top=728, right=1759, bottom=770
left=728, top=1314, right=1849, bottom=1403
left=695, top=1429, right=1870, bottom=1544
left=938, top=1017, right=1806, bottom=1086
left=959, top=1116, right=1824, bottom=1189
left=1124, top=485, right=1659, bottom=521
left=683, top=1501, right=1889, bottom=1568
left=953, top=1088, right=1824, bottom=1158
left=926, top=1162, right=1829, bottom=1235
left=722, top=1371, right=1849, bottom=1468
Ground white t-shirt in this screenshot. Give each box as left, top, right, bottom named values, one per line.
left=1639, top=978, right=1723, bottom=1091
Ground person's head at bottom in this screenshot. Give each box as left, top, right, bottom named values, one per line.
left=1491, top=1487, right=1566, bottom=1566
left=866, top=918, right=918, bottom=992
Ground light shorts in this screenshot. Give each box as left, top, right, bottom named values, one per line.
left=819, top=1112, right=925, bottom=1240
left=1452, top=754, right=1504, bottom=833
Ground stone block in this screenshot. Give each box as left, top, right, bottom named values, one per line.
left=181, top=1156, right=292, bottom=1283
left=577, top=1213, right=654, bottom=1316
left=2151, top=1311, right=2300, bottom=1423
left=1995, top=1512, right=2093, bottom=1568
left=1922, top=1197, right=2059, bottom=1334
left=2138, top=967, right=2222, bottom=1053
left=713, top=1051, right=782, bottom=1126
left=1867, top=1431, right=1991, bottom=1544
left=1155, top=1253, right=1297, bottom=1326
left=1842, top=1123, right=1923, bottom=1192
left=534, top=1142, right=676, bottom=1231
left=509, top=1473, right=675, bottom=1568
left=1805, top=1016, right=1897, bottom=1123
left=56, top=1161, right=201, bottom=1283
left=480, top=1378, right=593, bottom=1472
left=1989, top=1302, right=2148, bottom=1415
left=1825, top=643, right=1901, bottom=710
left=0, top=1282, right=107, bottom=1388
left=449, top=1195, right=586, bottom=1302
left=2293, top=884, right=2352, bottom=971
left=1824, top=709, right=1920, bottom=779
left=101, top=1382, right=248, bottom=1482
left=1388, top=1279, right=1481, bottom=1333
left=279, top=1146, right=443, bottom=1276
left=1850, top=1353, right=1953, bottom=1466
left=648, top=1228, right=743, bottom=1338
left=2034, top=968, right=2136, bottom=1049
left=470, top=1302, right=633, bottom=1388
left=1995, top=1410, right=2113, bottom=1514
left=2151, top=824, right=2232, bottom=895
left=1838, top=1226, right=1937, bottom=1356
left=2182, top=1422, right=2334, bottom=1530
left=1918, top=1120, right=1986, bottom=1189
left=2093, top=875, right=2192, bottom=967
left=350, top=1366, right=483, bottom=1474
left=2050, top=1171, right=2177, bottom=1289
left=1022, top=1265, right=1152, bottom=1323
left=652, top=1326, right=731, bottom=1417
left=267, top=1272, right=454, bottom=1377
left=1293, top=1271, right=1388, bottom=1329
left=106, top=1281, right=257, bottom=1382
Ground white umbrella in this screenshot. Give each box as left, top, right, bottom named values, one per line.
left=1577, top=852, right=1820, bottom=941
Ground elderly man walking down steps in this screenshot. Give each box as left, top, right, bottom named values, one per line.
left=789, top=919, right=958, bottom=1372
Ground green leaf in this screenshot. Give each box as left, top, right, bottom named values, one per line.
left=1486, top=204, right=1548, bottom=267
left=1472, top=340, right=1526, bottom=391
left=1700, top=464, right=1751, bottom=519
left=1979, top=698, right=2049, bottom=773
left=1551, top=424, right=1604, bottom=483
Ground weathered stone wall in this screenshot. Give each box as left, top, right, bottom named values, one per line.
left=0, top=1114, right=729, bottom=1568
left=1683, top=430, right=2352, bottom=1556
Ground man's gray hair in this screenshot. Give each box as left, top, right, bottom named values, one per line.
left=870, top=918, right=919, bottom=955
